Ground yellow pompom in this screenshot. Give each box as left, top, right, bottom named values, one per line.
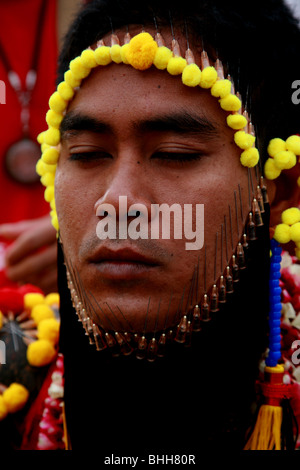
left=273, top=150, right=296, bottom=170
left=50, top=198, right=56, bottom=211
left=273, top=223, right=291, bottom=243
left=0, top=311, right=3, bottom=329
left=267, top=138, right=286, bottom=157
left=0, top=396, right=8, bottom=421
left=37, top=161, right=56, bottom=176
left=69, top=57, right=91, bottom=80
left=57, top=81, right=74, bottom=101
left=226, top=114, right=248, bottom=130
left=234, top=131, right=256, bottom=150
left=49, top=91, right=67, bottom=114
left=199, top=66, right=218, bottom=89
left=42, top=147, right=59, bottom=165
left=36, top=159, right=46, bottom=176
left=64, top=69, right=81, bottom=88
left=44, top=185, right=55, bottom=203
left=27, top=339, right=57, bottom=367
left=46, top=110, right=63, bottom=129
left=40, top=172, right=55, bottom=187
left=167, top=56, right=187, bottom=75
left=37, top=318, right=60, bottom=345
left=127, top=32, right=158, bottom=70
left=120, top=43, right=130, bottom=64
left=264, top=158, right=281, bottom=180
left=211, top=79, right=231, bottom=98
left=45, top=293, right=60, bottom=307
left=110, top=44, right=123, bottom=63
left=295, top=247, right=300, bottom=259
left=37, top=131, right=45, bottom=144
left=31, top=304, right=55, bottom=324
left=281, top=207, right=300, bottom=225
left=51, top=214, right=59, bottom=231
left=291, top=222, right=300, bottom=242
left=43, top=128, right=60, bottom=147
left=240, top=147, right=259, bottom=168
left=94, top=46, right=112, bottom=66
left=219, top=94, right=241, bottom=112
left=181, top=63, right=201, bottom=87
left=286, top=135, right=300, bottom=155
left=2, top=383, right=29, bottom=413
left=41, top=143, right=50, bottom=153
left=24, top=293, right=45, bottom=310
left=153, top=46, right=173, bottom=70
left=286, top=151, right=297, bottom=169
left=35, top=158, right=46, bottom=176
left=80, top=49, right=98, bottom=68
left=43, top=162, right=56, bottom=174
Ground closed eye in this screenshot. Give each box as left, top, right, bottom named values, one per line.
left=69, top=151, right=112, bottom=161
left=151, top=152, right=203, bottom=164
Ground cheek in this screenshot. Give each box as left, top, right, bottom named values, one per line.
left=55, top=166, right=96, bottom=248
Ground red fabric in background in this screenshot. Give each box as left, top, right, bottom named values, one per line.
left=20, top=361, right=56, bottom=450
left=0, top=0, right=57, bottom=226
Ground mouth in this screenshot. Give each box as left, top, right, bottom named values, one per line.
left=89, top=247, right=161, bottom=280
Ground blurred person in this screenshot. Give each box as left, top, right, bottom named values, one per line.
left=0, top=0, right=80, bottom=293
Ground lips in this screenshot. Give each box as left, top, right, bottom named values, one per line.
left=89, top=246, right=160, bottom=280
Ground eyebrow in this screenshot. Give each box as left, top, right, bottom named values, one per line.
left=60, top=110, right=220, bottom=140
left=60, top=112, right=110, bottom=139
left=136, top=112, right=219, bottom=138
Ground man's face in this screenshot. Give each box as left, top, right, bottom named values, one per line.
left=55, top=30, right=250, bottom=333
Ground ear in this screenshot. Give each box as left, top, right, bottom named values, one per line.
left=268, top=165, right=300, bottom=228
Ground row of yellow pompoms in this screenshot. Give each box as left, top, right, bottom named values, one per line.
left=273, top=207, right=300, bottom=257
left=264, top=135, right=300, bottom=258
left=0, top=292, right=60, bottom=368
left=264, top=135, right=300, bottom=182
left=0, top=292, right=60, bottom=420
left=36, top=32, right=260, bottom=231
left=24, top=292, right=60, bottom=368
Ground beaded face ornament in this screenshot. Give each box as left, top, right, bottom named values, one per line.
left=36, top=30, right=300, bottom=360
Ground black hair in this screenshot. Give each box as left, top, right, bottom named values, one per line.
left=58, top=0, right=300, bottom=162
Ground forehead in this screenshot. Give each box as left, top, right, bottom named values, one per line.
left=67, top=60, right=229, bottom=136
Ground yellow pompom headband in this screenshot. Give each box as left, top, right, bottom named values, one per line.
left=37, top=31, right=260, bottom=232
left=36, top=30, right=299, bottom=258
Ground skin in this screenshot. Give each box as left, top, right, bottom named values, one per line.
left=55, top=28, right=268, bottom=333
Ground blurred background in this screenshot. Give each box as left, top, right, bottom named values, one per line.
left=0, top=0, right=82, bottom=295
left=0, top=0, right=81, bottom=450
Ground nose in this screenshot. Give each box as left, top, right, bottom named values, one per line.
left=94, top=157, right=153, bottom=224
